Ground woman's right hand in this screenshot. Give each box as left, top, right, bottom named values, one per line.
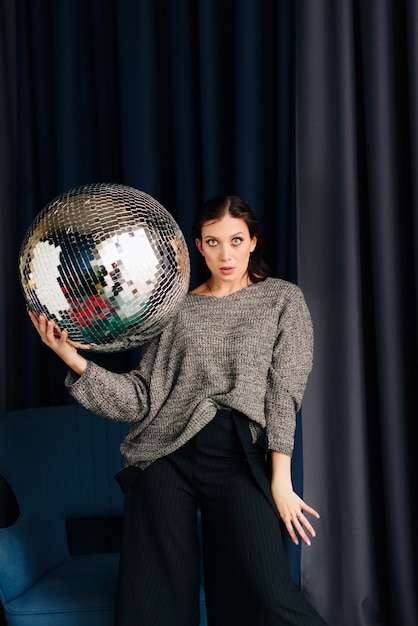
left=28, top=311, right=89, bottom=376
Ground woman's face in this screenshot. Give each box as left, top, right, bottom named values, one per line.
left=195, top=213, right=256, bottom=283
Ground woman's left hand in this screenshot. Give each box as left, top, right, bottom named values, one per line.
left=270, top=482, right=320, bottom=546
left=270, top=450, right=320, bottom=546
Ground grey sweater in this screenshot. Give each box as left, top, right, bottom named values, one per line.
left=66, top=277, right=313, bottom=469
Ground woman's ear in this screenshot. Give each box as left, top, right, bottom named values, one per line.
left=195, top=238, right=204, bottom=256
left=250, top=236, right=257, bottom=253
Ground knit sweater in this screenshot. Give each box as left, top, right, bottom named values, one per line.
left=65, top=277, right=313, bottom=469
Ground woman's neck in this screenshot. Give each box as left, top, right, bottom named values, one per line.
left=205, top=275, right=251, bottom=297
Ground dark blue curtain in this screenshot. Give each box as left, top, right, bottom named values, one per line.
left=1, top=0, right=304, bottom=586
left=11, top=0, right=297, bottom=406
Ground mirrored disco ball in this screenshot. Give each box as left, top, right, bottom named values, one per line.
left=19, top=183, right=190, bottom=352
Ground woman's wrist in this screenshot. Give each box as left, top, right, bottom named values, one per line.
left=64, top=352, right=88, bottom=376
left=270, top=450, right=293, bottom=490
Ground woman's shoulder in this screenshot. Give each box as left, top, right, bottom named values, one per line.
left=256, top=276, right=305, bottom=298
left=256, top=279, right=311, bottom=318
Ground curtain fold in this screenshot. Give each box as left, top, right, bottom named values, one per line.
left=0, top=0, right=16, bottom=410
left=0, top=0, right=17, bottom=529
left=296, top=1, right=417, bottom=625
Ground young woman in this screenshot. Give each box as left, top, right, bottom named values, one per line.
left=29, top=194, right=327, bottom=626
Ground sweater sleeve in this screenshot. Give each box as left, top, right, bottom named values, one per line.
left=264, top=284, right=314, bottom=456
left=64, top=338, right=159, bottom=422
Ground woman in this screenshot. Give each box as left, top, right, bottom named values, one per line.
left=29, top=194, right=327, bottom=626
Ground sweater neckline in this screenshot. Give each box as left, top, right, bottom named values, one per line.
left=188, top=278, right=267, bottom=300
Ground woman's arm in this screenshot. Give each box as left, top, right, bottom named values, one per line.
left=265, top=284, right=314, bottom=455
left=28, top=311, right=151, bottom=423
left=270, top=449, right=320, bottom=547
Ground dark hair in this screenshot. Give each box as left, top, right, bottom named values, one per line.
left=192, top=194, right=270, bottom=283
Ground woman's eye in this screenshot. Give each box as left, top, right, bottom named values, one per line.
left=207, top=239, right=217, bottom=246
left=232, top=238, right=243, bottom=245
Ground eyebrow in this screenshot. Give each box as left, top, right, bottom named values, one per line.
left=203, top=231, right=246, bottom=239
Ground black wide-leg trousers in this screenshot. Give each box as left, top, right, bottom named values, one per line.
left=114, top=409, right=327, bottom=626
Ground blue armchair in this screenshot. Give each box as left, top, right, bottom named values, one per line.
left=0, top=404, right=207, bottom=625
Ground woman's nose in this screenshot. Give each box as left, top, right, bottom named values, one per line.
left=219, top=244, right=232, bottom=261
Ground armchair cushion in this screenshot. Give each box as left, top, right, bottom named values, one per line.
left=5, top=553, right=119, bottom=626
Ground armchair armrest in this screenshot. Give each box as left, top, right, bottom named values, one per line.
left=0, top=513, right=69, bottom=603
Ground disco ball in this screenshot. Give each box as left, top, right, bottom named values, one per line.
left=19, top=183, right=190, bottom=352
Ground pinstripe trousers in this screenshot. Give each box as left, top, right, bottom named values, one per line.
left=114, top=409, right=327, bottom=626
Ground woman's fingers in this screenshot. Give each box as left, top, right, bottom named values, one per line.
left=293, top=512, right=315, bottom=546
left=28, top=312, right=82, bottom=350
left=65, top=337, right=91, bottom=350
left=282, top=505, right=320, bottom=547
left=28, top=310, right=41, bottom=332
left=28, top=311, right=89, bottom=374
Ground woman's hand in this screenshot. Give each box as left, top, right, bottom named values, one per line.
left=28, top=311, right=89, bottom=376
left=270, top=450, right=320, bottom=547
